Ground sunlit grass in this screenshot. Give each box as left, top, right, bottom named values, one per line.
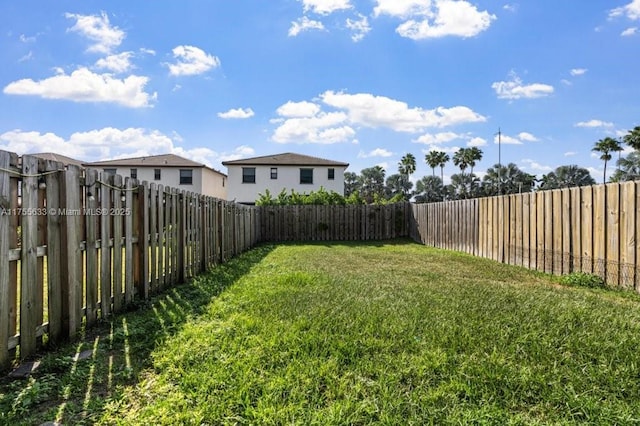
left=3, top=240, right=640, bottom=424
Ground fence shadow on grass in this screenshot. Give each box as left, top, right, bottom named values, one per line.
left=0, top=244, right=275, bottom=425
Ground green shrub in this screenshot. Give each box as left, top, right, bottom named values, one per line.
left=560, top=272, right=606, bottom=289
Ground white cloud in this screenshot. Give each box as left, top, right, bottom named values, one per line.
left=492, top=72, right=554, bottom=99
left=415, top=132, right=462, bottom=144
left=564, top=151, right=577, bottom=157
left=503, top=4, right=518, bottom=12
left=561, top=79, right=572, bottom=86
left=570, top=68, right=587, bottom=76
left=610, top=0, right=640, bottom=20
left=3, top=67, right=156, bottom=108
left=320, top=90, right=486, bottom=131
left=217, top=108, right=255, bottom=119
left=289, top=16, right=326, bottom=36
left=0, top=127, right=253, bottom=170
left=358, top=148, right=393, bottom=158
left=495, top=134, right=522, bottom=145
left=272, top=91, right=485, bottom=144
left=622, top=27, right=638, bottom=36
left=277, top=101, right=321, bottom=117
left=468, top=137, right=487, bottom=147
left=520, top=159, right=553, bottom=173
left=272, top=111, right=355, bottom=144
left=346, top=14, right=371, bottom=42
left=375, top=0, right=495, bottom=39
left=575, top=119, right=614, bottom=128
left=65, top=12, right=125, bottom=54
left=19, top=34, right=37, bottom=43
left=518, top=132, right=539, bottom=142
left=95, top=52, right=134, bottom=73
left=167, top=45, right=220, bottom=76
left=19, top=51, right=33, bottom=62
left=300, top=0, right=351, bottom=15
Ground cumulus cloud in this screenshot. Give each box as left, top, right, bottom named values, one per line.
left=570, top=68, right=587, bottom=76
left=277, top=101, right=322, bottom=117
left=518, top=132, right=539, bottom=142
left=358, top=148, right=393, bottom=158
left=3, top=67, right=156, bottom=108
left=0, top=127, right=253, bottom=169
left=289, top=16, right=326, bottom=36
left=575, top=119, right=614, bottom=128
left=167, top=45, right=220, bottom=76
left=95, top=52, right=134, bottom=73
left=65, top=12, right=125, bottom=54
left=300, top=0, right=351, bottom=15
left=217, top=108, right=255, bottom=119
left=374, top=0, right=496, bottom=39
left=468, top=137, right=487, bottom=147
left=272, top=90, right=486, bottom=144
left=610, top=0, right=640, bottom=20
left=346, top=14, right=371, bottom=42
left=414, top=132, right=463, bottom=144
left=494, top=132, right=539, bottom=145
left=492, top=72, right=554, bottom=99
left=622, top=27, right=638, bottom=36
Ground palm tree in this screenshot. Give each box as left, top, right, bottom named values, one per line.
left=466, top=147, right=483, bottom=175
left=538, top=165, right=595, bottom=190
left=482, top=163, right=536, bottom=195
left=611, top=151, right=640, bottom=182
left=435, top=151, right=450, bottom=185
left=414, top=176, right=443, bottom=203
left=425, top=151, right=440, bottom=177
left=623, top=126, right=640, bottom=151
left=399, top=153, right=417, bottom=177
left=592, top=137, right=623, bottom=184
left=452, top=148, right=470, bottom=176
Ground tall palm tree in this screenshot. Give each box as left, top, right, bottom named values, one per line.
left=539, top=165, right=596, bottom=190
left=425, top=151, right=440, bottom=177
left=592, top=137, right=623, bottom=184
left=399, top=153, right=417, bottom=177
left=452, top=148, right=470, bottom=176
left=466, top=147, right=483, bottom=175
left=435, top=151, right=450, bottom=184
left=623, top=126, right=640, bottom=151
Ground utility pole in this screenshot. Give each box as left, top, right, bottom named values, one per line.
left=496, top=127, right=502, bottom=195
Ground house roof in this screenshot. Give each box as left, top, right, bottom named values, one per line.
left=222, top=152, right=349, bottom=167
left=84, top=153, right=226, bottom=176
left=31, top=152, right=85, bottom=167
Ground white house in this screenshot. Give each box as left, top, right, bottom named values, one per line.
left=84, top=154, right=227, bottom=199
left=222, top=153, right=349, bottom=204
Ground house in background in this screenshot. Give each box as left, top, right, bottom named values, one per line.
left=84, top=153, right=227, bottom=199
left=222, top=152, right=349, bottom=204
left=31, top=152, right=85, bottom=168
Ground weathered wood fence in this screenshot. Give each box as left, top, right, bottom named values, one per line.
left=410, top=182, right=640, bottom=291
left=0, top=151, right=260, bottom=366
left=259, top=203, right=411, bottom=242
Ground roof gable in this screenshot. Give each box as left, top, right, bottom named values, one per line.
left=84, top=153, right=226, bottom=176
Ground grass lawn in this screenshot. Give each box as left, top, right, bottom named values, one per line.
left=2, top=239, right=640, bottom=424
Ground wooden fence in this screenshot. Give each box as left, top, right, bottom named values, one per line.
left=259, top=203, right=411, bottom=242
left=0, top=151, right=260, bottom=366
left=410, top=182, right=640, bottom=291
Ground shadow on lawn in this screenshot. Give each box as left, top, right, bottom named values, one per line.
left=0, top=244, right=275, bottom=426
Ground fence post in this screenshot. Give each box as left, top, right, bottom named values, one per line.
left=0, top=151, right=12, bottom=367
left=136, top=181, right=150, bottom=300
left=45, top=159, right=63, bottom=344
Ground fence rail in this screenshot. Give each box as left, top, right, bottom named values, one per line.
left=410, top=182, right=640, bottom=291
left=259, top=203, right=411, bottom=242
left=0, top=150, right=260, bottom=367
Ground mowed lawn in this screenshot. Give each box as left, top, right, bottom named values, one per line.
left=3, top=240, right=640, bottom=425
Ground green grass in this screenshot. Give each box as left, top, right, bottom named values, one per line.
left=3, top=240, right=640, bottom=424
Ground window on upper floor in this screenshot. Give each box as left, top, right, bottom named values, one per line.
left=104, top=168, right=117, bottom=175
left=154, top=169, right=161, bottom=180
left=328, top=168, right=335, bottom=180
left=130, top=168, right=137, bottom=179
left=271, top=167, right=278, bottom=180
left=242, top=167, right=256, bottom=183
left=300, top=168, right=313, bottom=184
left=180, top=169, right=193, bottom=185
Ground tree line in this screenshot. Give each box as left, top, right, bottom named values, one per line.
left=345, top=126, right=640, bottom=204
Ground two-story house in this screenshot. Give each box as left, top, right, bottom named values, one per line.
left=222, top=152, right=349, bottom=204
left=84, top=153, right=227, bottom=199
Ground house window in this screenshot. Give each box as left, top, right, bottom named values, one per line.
left=180, top=169, right=193, bottom=185
left=300, top=168, right=313, bottom=184
left=328, top=168, right=335, bottom=180
left=104, top=168, right=117, bottom=175
left=222, top=178, right=225, bottom=187
left=242, top=167, right=256, bottom=184
left=130, top=168, right=137, bottom=179
left=271, top=168, right=278, bottom=179
left=154, top=169, right=161, bottom=180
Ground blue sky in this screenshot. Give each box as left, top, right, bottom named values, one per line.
left=1, top=0, right=639, bottom=184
